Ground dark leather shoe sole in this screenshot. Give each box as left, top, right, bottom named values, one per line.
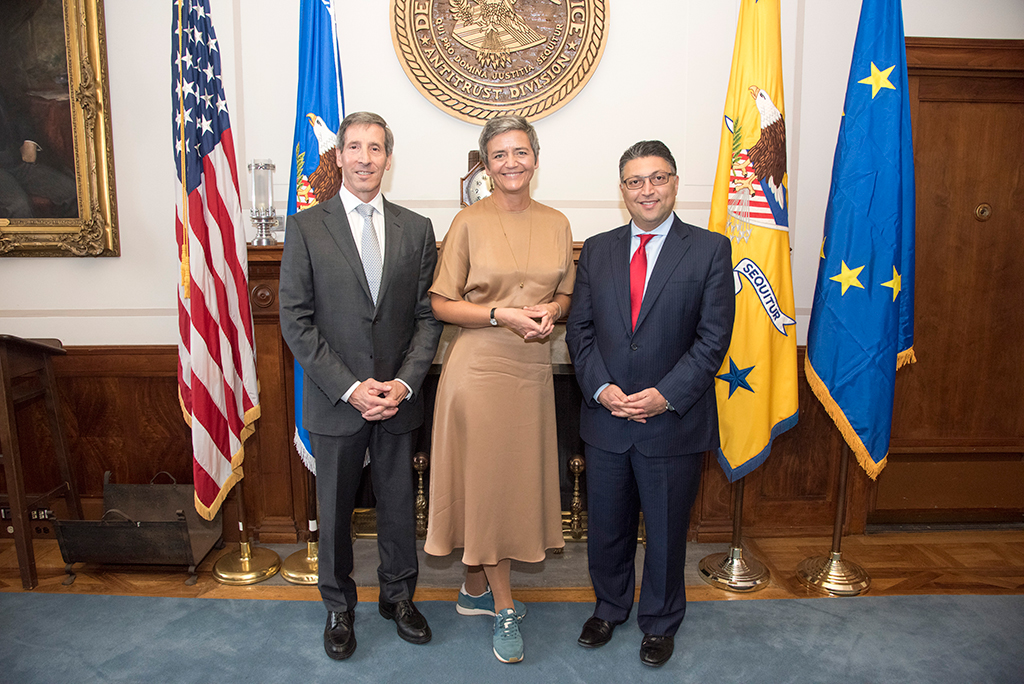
left=640, top=634, right=674, bottom=667
left=578, top=617, right=615, bottom=648
left=379, top=600, right=432, bottom=645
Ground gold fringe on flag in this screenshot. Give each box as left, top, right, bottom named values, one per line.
left=896, top=346, right=917, bottom=370
left=179, top=388, right=263, bottom=521
left=177, top=0, right=190, bottom=300
left=803, top=356, right=887, bottom=480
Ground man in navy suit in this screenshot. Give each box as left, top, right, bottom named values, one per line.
left=566, top=140, right=734, bottom=667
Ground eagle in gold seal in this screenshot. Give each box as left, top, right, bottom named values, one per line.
left=449, top=0, right=545, bottom=69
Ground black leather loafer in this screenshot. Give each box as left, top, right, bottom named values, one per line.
left=324, top=610, right=356, bottom=660
left=577, top=616, right=616, bottom=648
left=379, top=598, right=432, bottom=644
left=640, top=634, right=674, bottom=667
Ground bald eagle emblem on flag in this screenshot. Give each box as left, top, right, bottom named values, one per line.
left=294, top=113, right=341, bottom=211
left=725, top=85, right=788, bottom=244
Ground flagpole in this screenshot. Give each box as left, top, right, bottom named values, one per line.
left=213, top=479, right=282, bottom=584
left=698, top=477, right=771, bottom=592
left=282, top=470, right=319, bottom=584
left=796, top=446, right=871, bottom=596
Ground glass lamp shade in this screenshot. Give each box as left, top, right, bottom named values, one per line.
left=248, top=159, right=276, bottom=213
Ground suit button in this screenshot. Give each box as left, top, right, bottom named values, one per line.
left=630, top=343, right=638, bottom=351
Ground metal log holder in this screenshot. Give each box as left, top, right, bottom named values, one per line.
left=53, top=471, right=222, bottom=586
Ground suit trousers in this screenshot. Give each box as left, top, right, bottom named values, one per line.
left=585, top=444, right=703, bottom=636
left=311, top=425, right=418, bottom=613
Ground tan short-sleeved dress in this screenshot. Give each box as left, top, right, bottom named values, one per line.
left=424, top=196, right=575, bottom=565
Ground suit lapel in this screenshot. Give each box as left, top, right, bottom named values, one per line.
left=611, top=225, right=633, bottom=334
left=377, top=198, right=404, bottom=308
left=323, top=194, right=373, bottom=305
left=633, top=217, right=691, bottom=334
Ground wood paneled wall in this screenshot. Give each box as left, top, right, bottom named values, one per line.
left=2, top=338, right=873, bottom=544
left=875, top=38, right=1024, bottom=524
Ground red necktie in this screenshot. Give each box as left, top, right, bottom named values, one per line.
left=630, top=233, right=654, bottom=331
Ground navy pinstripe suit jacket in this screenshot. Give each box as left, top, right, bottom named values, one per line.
left=566, top=215, right=735, bottom=457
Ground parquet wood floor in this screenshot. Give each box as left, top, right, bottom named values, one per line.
left=1, top=530, right=1021, bottom=602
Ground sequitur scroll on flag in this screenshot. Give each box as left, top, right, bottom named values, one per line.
left=173, top=0, right=260, bottom=519
left=287, top=0, right=346, bottom=475
left=805, top=0, right=916, bottom=479
left=708, top=0, right=798, bottom=482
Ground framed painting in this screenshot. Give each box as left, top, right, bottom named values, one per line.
left=0, top=0, right=118, bottom=257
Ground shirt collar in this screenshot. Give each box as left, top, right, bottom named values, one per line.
left=338, top=183, right=384, bottom=216
left=631, top=212, right=675, bottom=239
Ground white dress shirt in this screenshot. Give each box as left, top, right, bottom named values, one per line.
left=335, top=184, right=413, bottom=404
left=593, top=213, right=676, bottom=403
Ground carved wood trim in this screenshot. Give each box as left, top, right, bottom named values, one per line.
left=905, top=37, right=1024, bottom=73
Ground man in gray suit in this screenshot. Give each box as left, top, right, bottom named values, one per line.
left=280, top=111, right=443, bottom=660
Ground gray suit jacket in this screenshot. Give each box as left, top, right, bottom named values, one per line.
left=279, top=193, right=443, bottom=437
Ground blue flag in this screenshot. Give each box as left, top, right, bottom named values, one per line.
left=288, top=0, right=345, bottom=474
left=805, top=0, right=916, bottom=479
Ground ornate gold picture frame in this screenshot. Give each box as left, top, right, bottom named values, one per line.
left=0, top=0, right=119, bottom=257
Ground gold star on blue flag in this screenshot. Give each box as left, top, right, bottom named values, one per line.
left=805, top=0, right=917, bottom=479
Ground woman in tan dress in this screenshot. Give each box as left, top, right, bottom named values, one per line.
left=425, top=115, right=574, bottom=664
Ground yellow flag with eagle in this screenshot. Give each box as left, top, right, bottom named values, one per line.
left=708, top=0, right=798, bottom=481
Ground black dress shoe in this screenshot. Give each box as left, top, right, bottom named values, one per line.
left=577, top=616, right=616, bottom=648
left=324, top=610, right=356, bottom=660
left=640, top=634, right=674, bottom=667
left=379, top=598, right=432, bottom=644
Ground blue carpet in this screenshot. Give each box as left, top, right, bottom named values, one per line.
left=1, top=593, right=1021, bottom=683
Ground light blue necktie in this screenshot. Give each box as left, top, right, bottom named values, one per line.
left=356, top=203, right=382, bottom=305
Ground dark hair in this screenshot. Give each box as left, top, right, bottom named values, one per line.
left=479, top=115, right=540, bottom=163
left=618, top=140, right=677, bottom=179
left=337, top=111, right=394, bottom=157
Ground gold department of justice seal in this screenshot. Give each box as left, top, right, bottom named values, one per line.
left=391, top=0, right=608, bottom=123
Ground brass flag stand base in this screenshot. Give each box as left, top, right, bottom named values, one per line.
left=797, top=551, right=870, bottom=596
left=213, top=541, right=282, bottom=585
left=281, top=541, right=318, bottom=585
left=797, top=447, right=870, bottom=596
left=698, top=478, right=770, bottom=592
left=282, top=470, right=319, bottom=585
left=213, top=481, right=281, bottom=585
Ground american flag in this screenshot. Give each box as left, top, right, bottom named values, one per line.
left=173, top=0, right=260, bottom=520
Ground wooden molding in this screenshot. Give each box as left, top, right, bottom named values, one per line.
left=906, top=37, right=1024, bottom=73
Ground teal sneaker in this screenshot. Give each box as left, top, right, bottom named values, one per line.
left=456, top=588, right=527, bottom=620
left=492, top=608, right=524, bottom=663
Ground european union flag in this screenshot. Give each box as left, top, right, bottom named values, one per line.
left=805, top=0, right=916, bottom=479
left=288, top=0, right=346, bottom=473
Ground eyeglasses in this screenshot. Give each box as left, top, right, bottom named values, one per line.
left=621, top=171, right=675, bottom=190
